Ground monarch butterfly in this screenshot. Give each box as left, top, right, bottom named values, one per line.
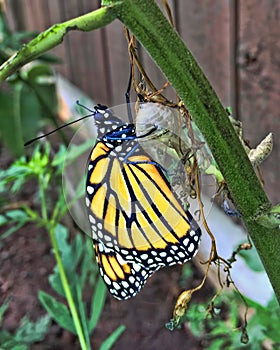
left=85, top=103, right=201, bottom=300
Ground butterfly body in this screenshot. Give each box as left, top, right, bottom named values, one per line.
left=86, top=105, right=201, bottom=300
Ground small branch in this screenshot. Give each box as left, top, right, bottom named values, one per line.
left=0, top=6, right=117, bottom=82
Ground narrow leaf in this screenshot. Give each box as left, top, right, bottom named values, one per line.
left=88, top=277, right=106, bottom=333
left=99, top=325, right=125, bottom=350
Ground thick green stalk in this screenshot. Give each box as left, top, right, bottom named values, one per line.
left=103, top=0, right=280, bottom=302
left=0, top=7, right=116, bottom=82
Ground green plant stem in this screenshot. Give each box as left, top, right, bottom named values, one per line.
left=48, top=224, right=88, bottom=350
left=102, top=0, right=280, bottom=303
left=39, top=177, right=48, bottom=222
left=0, top=7, right=116, bottom=82
left=39, top=182, right=87, bottom=349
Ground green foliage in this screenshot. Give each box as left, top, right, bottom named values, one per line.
left=0, top=209, right=30, bottom=243
left=99, top=325, right=126, bottom=350
left=38, top=224, right=124, bottom=350
left=37, top=226, right=125, bottom=349
left=245, top=295, right=280, bottom=344
left=0, top=7, right=59, bottom=156
left=0, top=301, right=51, bottom=349
left=0, top=142, right=125, bottom=349
left=237, top=242, right=264, bottom=272
left=179, top=263, right=194, bottom=287
left=184, top=293, right=280, bottom=349
left=39, top=290, right=76, bottom=334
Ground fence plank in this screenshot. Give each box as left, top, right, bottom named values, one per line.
left=104, top=20, right=130, bottom=106
left=177, top=0, right=231, bottom=106
left=238, top=0, right=280, bottom=203
left=138, top=0, right=178, bottom=102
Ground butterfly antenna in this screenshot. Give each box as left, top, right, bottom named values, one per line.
left=24, top=101, right=94, bottom=146
left=76, top=100, right=95, bottom=113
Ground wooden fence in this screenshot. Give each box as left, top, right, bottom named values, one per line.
left=5, top=0, right=280, bottom=203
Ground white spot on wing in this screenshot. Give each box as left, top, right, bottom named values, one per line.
left=87, top=186, right=94, bottom=195
left=104, top=274, right=111, bottom=285
left=178, top=252, right=185, bottom=258
left=188, top=243, right=195, bottom=253
left=122, top=281, right=129, bottom=288
left=113, top=281, right=121, bottom=290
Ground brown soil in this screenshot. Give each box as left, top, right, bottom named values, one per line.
left=0, top=220, right=212, bottom=350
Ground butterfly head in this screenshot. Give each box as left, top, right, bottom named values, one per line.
left=94, top=104, right=126, bottom=138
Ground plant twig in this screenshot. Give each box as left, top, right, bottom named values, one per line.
left=0, top=7, right=116, bottom=82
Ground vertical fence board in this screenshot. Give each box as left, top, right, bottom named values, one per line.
left=104, top=20, right=130, bottom=106
left=178, top=0, right=231, bottom=106
left=238, top=0, right=280, bottom=203
left=46, top=0, right=70, bottom=78
left=138, top=0, right=178, bottom=102
left=78, top=0, right=109, bottom=103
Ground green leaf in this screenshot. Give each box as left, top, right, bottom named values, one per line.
left=0, top=90, right=23, bottom=156
left=238, top=243, right=264, bottom=272
left=80, top=238, right=96, bottom=289
left=185, top=304, right=206, bottom=337
left=72, top=234, right=84, bottom=268
left=22, top=63, right=58, bottom=122
left=49, top=225, right=86, bottom=297
left=0, top=210, right=30, bottom=241
left=4, top=209, right=29, bottom=221
left=0, top=330, right=14, bottom=347
left=207, top=339, right=226, bottom=350
left=246, top=295, right=280, bottom=343
left=55, top=225, right=82, bottom=278
left=88, top=277, right=107, bottom=333
left=99, top=325, right=125, bottom=350
left=0, top=313, right=49, bottom=349
left=48, top=270, right=64, bottom=297
left=14, top=80, right=42, bottom=143
left=38, top=290, right=76, bottom=334
left=0, top=337, right=28, bottom=350
left=60, top=140, right=94, bottom=166
left=0, top=221, right=27, bottom=241
left=14, top=315, right=51, bottom=344
left=0, top=300, right=9, bottom=326
left=0, top=214, right=7, bottom=225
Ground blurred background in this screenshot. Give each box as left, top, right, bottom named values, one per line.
left=1, top=1, right=279, bottom=349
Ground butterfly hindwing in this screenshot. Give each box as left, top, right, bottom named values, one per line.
left=95, top=241, right=154, bottom=300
